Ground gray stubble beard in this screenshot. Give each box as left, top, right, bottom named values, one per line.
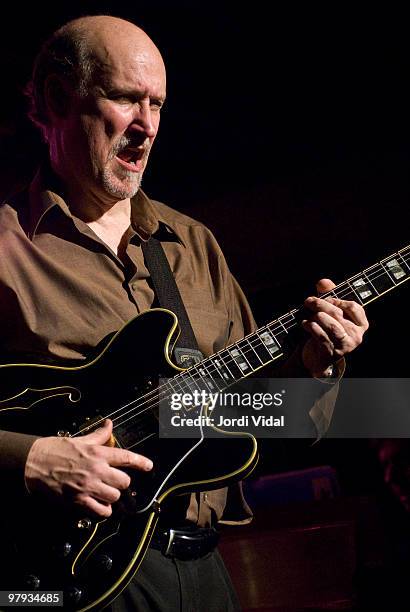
left=100, top=137, right=151, bottom=199
left=101, top=166, right=143, bottom=199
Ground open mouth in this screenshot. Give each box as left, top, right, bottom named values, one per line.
left=115, top=147, right=145, bottom=172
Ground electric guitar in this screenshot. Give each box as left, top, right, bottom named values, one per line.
left=1, top=244, right=409, bottom=611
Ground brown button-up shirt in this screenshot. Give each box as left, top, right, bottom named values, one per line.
left=0, top=168, right=259, bottom=525
left=0, top=168, right=339, bottom=526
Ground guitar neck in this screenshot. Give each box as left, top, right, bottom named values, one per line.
left=173, top=244, right=410, bottom=394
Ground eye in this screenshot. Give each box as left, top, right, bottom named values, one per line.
left=150, top=99, right=164, bottom=111
left=104, top=90, right=135, bottom=104
left=111, top=95, right=134, bottom=104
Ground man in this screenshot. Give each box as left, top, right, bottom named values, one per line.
left=0, top=15, right=368, bottom=610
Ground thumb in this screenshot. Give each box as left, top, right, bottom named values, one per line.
left=316, top=278, right=336, bottom=296
left=82, top=419, right=113, bottom=444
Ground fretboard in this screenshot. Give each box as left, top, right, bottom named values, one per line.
left=171, top=244, right=410, bottom=396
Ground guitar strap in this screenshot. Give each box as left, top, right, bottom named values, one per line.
left=141, top=237, right=204, bottom=368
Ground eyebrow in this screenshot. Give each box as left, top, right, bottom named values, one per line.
left=102, top=85, right=166, bottom=101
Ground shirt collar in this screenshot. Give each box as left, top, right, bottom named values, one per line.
left=27, top=164, right=183, bottom=244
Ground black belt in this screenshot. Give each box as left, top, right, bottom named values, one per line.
left=149, top=526, right=220, bottom=560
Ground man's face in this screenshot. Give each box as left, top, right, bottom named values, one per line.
left=54, top=35, right=166, bottom=203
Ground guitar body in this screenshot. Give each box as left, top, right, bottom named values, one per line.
left=0, top=309, right=258, bottom=611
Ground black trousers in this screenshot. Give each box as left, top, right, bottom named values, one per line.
left=107, top=547, right=241, bottom=612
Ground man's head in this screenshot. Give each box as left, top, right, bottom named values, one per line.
left=27, top=16, right=166, bottom=204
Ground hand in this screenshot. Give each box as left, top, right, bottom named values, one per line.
left=301, top=278, right=369, bottom=378
left=24, top=419, right=153, bottom=517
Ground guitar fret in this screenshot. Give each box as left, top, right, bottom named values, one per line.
left=364, top=271, right=380, bottom=295
left=399, top=246, right=410, bottom=269
left=199, top=362, right=225, bottom=391
left=384, top=255, right=410, bottom=281
left=237, top=339, right=262, bottom=370
left=200, top=361, right=225, bottom=391
left=365, top=263, right=394, bottom=294
left=379, top=260, right=399, bottom=286
left=246, top=338, right=265, bottom=364
left=190, top=362, right=220, bottom=391
left=397, top=252, right=410, bottom=273
left=267, top=322, right=286, bottom=343
left=271, top=327, right=289, bottom=344
left=346, top=279, right=365, bottom=304
left=174, top=374, right=202, bottom=408
left=224, top=347, right=249, bottom=377
left=334, top=281, right=358, bottom=302
left=230, top=343, right=253, bottom=373
left=172, top=376, right=188, bottom=397
left=259, top=327, right=281, bottom=356
left=275, top=319, right=286, bottom=336
left=250, top=335, right=273, bottom=364
left=278, top=312, right=297, bottom=332
left=211, top=357, right=234, bottom=382
left=186, top=371, right=203, bottom=393
left=218, top=351, right=237, bottom=380
left=193, top=366, right=217, bottom=393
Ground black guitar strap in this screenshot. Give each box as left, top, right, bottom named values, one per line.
left=141, top=237, right=203, bottom=368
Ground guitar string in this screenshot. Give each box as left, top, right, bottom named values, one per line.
left=110, top=254, right=410, bottom=435
left=75, top=255, right=410, bottom=440
left=70, top=253, right=410, bottom=439
left=71, top=254, right=410, bottom=439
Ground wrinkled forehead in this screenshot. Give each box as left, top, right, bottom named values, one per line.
left=90, top=33, right=166, bottom=93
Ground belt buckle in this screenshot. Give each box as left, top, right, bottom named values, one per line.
left=163, top=528, right=178, bottom=557
left=163, top=528, right=219, bottom=560
left=163, top=528, right=198, bottom=558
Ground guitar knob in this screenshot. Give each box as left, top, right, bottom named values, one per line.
left=66, top=587, right=83, bottom=603
left=77, top=517, right=92, bottom=529
left=25, top=575, right=40, bottom=590
left=96, top=554, right=113, bottom=572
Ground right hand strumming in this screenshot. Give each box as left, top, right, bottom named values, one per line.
left=24, top=419, right=153, bottom=517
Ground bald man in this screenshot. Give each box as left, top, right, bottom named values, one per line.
left=0, top=15, right=368, bottom=611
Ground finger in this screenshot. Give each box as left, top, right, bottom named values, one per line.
left=75, top=494, right=112, bottom=518
left=81, top=419, right=113, bottom=444
left=324, top=298, right=369, bottom=328
left=102, top=447, right=153, bottom=472
left=316, top=278, right=336, bottom=295
left=92, top=482, right=121, bottom=504
left=103, top=467, right=131, bottom=490
left=304, top=296, right=344, bottom=321
left=309, top=311, right=351, bottom=345
left=302, top=320, right=334, bottom=352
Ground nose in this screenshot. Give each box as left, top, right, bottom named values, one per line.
left=130, top=101, right=157, bottom=140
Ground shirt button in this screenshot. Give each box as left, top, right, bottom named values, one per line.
left=203, top=493, right=208, bottom=502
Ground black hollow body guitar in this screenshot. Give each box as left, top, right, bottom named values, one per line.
left=1, top=245, right=409, bottom=611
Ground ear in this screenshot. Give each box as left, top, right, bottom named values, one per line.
left=44, top=75, right=73, bottom=119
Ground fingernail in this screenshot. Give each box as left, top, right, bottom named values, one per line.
left=145, top=460, right=153, bottom=471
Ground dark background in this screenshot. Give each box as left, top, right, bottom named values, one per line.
left=1, top=2, right=409, bottom=486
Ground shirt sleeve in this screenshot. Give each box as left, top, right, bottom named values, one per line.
left=0, top=430, right=39, bottom=492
